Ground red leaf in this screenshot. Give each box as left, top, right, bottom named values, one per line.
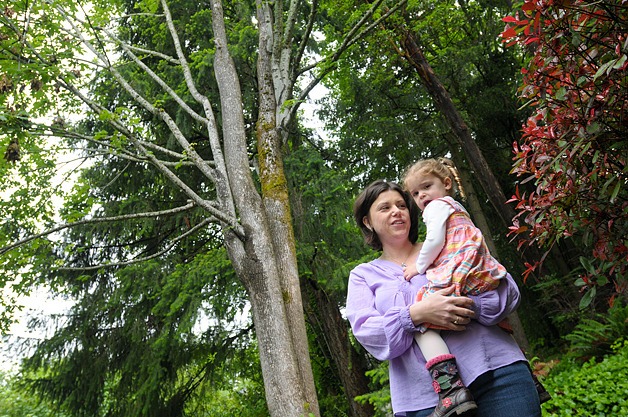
left=501, top=26, right=518, bottom=39
left=522, top=1, right=536, bottom=12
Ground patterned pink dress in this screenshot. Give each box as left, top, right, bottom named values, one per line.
left=417, top=196, right=506, bottom=301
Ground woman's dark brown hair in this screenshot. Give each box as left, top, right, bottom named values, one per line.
left=353, top=180, right=419, bottom=251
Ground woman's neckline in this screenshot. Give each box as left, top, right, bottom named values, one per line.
left=379, top=243, right=418, bottom=268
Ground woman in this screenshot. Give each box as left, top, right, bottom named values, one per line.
left=346, top=180, right=541, bottom=417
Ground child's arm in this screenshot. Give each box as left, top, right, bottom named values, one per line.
left=403, top=263, right=419, bottom=281
left=415, top=200, right=452, bottom=274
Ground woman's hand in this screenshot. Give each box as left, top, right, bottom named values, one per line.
left=409, top=285, right=475, bottom=331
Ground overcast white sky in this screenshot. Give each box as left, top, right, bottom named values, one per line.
left=1, top=286, right=74, bottom=371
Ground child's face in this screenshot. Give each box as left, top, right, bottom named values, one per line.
left=405, top=173, right=452, bottom=211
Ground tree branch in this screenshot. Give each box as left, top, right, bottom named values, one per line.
left=290, top=0, right=408, bottom=121
left=54, top=4, right=219, bottom=187
left=43, top=125, right=215, bottom=167
left=58, top=217, right=215, bottom=271
left=98, top=28, right=206, bottom=125
left=293, top=0, right=318, bottom=77
left=160, top=0, right=235, bottom=217
left=56, top=79, right=244, bottom=237
left=0, top=202, right=197, bottom=256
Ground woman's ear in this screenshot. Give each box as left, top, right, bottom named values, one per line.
left=363, top=217, right=372, bottom=231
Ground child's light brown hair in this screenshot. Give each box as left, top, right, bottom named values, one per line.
left=402, top=157, right=466, bottom=200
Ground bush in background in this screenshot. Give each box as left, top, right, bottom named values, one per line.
left=541, top=341, right=628, bottom=416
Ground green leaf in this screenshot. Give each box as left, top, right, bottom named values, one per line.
left=594, top=57, right=619, bottom=80
left=586, top=122, right=601, bottom=134
left=579, top=256, right=596, bottom=275
left=555, top=86, right=567, bottom=101
left=579, top=286, right=596, bottom=309
left=610, top=179, right=621, bottom=203
left=612, top=54, right=627, bottom=69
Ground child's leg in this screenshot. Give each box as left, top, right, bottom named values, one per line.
left=414, top=329, right=449, bottom=361
left=424, top=353, right=477, bottom=416
left=416, top=330, right=477, bottom=416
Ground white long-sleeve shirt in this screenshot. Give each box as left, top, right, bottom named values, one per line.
left=415, top=199, right=454, bottom=274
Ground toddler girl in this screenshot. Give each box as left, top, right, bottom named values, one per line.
left=402, top=157, right=509, bottom=417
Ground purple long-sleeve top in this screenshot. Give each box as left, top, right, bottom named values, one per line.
left=346, top=258, right=526, bottom=416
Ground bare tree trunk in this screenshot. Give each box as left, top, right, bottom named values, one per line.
left=211, top=1, right=320, bottom=415
left=304, top=279, right=376, bottom=417
left=256, top=1, right=320, bottom=415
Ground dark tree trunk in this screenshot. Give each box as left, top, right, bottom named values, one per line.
left=400, top=31, right=516, bottom=228
left=304, top=278, right=376, bottom=417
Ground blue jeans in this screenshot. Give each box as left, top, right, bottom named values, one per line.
left=401, top=361, right=541, bottom=417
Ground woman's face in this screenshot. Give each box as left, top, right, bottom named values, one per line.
left=363, top=190, right=411, bottom=244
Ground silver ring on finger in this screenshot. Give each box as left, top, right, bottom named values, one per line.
left=453, top=318, right=459, bottom=325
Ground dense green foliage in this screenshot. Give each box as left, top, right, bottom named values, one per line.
left=0, top=371, right=68, bottom=417
left=354, top=362, right=392, bottom=417
left=563, top=302, right=628, bottom=362
left=541, top=341, right=628, bottom=417
left=21, top=251, right=255, bottom=417
left=352, top=339, right=628, bottom=417
left=1, top=0, right=377, bottom=414
left=2, top=0, right=289, bottom=415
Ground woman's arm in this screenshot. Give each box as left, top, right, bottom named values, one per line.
left=467, top=272, right=521, bottom=326
left=409, top=285, right=476, bottom=330
left=346, top=269, right=416, bottom=361
left=346, top=268, right=478, bottom=360
left=346, top=270, right=412, bottom=361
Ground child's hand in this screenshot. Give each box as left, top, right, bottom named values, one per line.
left=403, top=264, right=419, bottom=281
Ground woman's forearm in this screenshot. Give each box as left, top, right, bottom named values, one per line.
left=468, top=273, right=521, bottom=326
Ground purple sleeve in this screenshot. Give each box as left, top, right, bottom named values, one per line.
left=346, top=269, right=420, bottom=361
left=382, top=305, right=424, bottom=358
left=467, top=272, right=521, bottom=326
